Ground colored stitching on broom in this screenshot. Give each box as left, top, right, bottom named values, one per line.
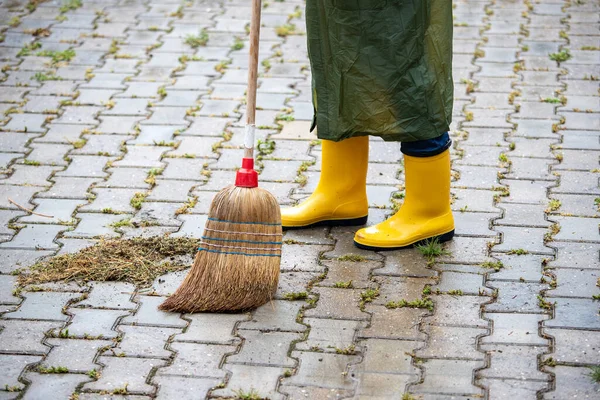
left=208, top=217, right=281, bottom=226
left=200, top=241, right=281, bottom=252
left=198, top=248, right=281, bottom=257
left=204, top=228, right=282, bottom=237
left=202, top=236, right=282, bottom=245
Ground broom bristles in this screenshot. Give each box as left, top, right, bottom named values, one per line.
left=159, top=185, right=282, bottom=313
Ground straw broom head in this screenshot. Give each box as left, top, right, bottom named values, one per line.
left=159, top=184, right=281, bottom=313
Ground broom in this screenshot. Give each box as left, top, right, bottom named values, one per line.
left=159, top=0, right=282, bottom=313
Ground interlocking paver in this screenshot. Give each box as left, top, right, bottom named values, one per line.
left=23, top=372, right=91, bottom=400
left=84, top=356, right=167, bottom=394
left=41, top=338, right=111, bottom=372
left=0, top=320, right=61, bottom=354
left=0, top=1, right=598, bottom=398
left=65, top=308, right=129, bottom=339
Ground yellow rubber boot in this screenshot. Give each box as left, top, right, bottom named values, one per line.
left=281, top=136, right=369, bottom=228
left=354, top=149, right=454, bottom=250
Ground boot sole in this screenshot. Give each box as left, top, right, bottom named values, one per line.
left=282, top=215, right=369, bottom=230
left=354, top=229, right=455, bottom=251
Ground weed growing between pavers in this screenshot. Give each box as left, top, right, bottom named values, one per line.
left=589, top=365, right=600, bottom=383
left=17, top=237, right=198, bottom=287
left=416, top=237, right=451, bottom=266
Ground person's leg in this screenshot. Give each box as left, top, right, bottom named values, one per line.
left=353, top=132, right=454, bottom=250
left=280, top=136, right=369, bottom=228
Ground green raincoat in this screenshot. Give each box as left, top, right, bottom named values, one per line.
left=306, top=0, right=453, bottom=142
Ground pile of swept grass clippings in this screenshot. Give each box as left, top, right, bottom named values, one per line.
left=18, top=237, right=198, bottom=288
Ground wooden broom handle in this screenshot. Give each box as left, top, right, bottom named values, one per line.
left=244, top=0, right=261, bottom=159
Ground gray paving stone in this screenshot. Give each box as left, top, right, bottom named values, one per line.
left=479, top=344, right=549, bottom=380
left=0, top=275, right=19, bottom=305
left=2, top=165, right=61, bottom=187
left=146, top=180, right=197, bottom=202
left=153, top=376, right=220, bottom=400
left=131, top=202, right=183, bottom=227
left=175, top=313, right=245, bottom=345
left=228, top=330, right=299, bottom=367
left=42, top=338, right=111, bottom=372
left=96, top=116, right=144, bottom=135
left=1, top=114, right=48, bottom=133
left=502, top=179, right=556, bottom=204
left=507, top=157, right=556, bottom=181
left=72, top=135, right=132, bottom=157
left=454, top=211, right=498, bottom=237
left=543, top=365, right=600, bottom=399
left=171, top=214, right=207, bottom=238
left=545, top=298, right=600, bottom=330
left=76, top=282, right=136, bottom=310
left=481, top=379, right=549, bottom=400
left=0, top=249, right=54, bottom=274
left=121, top=296, right=186, bottom=328
left=281, top=244, right=330, bottom=273
left=4, top=291, right=79, bottom=321
left=54, top=106, right=103, bottom=125
left=551, top=216, right=600, bottom=242
left=116, top=325, right=181, bottom=359
left=318, top=259, right=377, bottom=289
left=514, top=119, right=557, bottom=139
left=286, top=351, right=359, bottom=390
left=66, top=308, right=130, bottom=339
left=25, top=143, right=72, bottom=166
left=544, top=328, right=600, bottom=367
left=79, top=188, right=140, bottom=213
left=22, top=372, right=91, bottom=400
left=481, top=313, right=548, bottom=345
left=239, top=300, right=306, bottom=333
left=418, top=325, right=487, bottom=360
left=296, top=318, right=361, bottom=353
left=451, top=188, right=498, bottom=213
left=434, top=271, right=487, bottom=295
left=275, top=271, right=320, bottom=300
left=97, top=168, right=150, bottom=190
left=63, top=213, right=132, bottom=239
left=453, top=165, right=500, bottom=190
left=490, top=254, right=547, bottom=281
left=0, top=133, right=39, bottom=153
left=374, top=276, right=435, bottom=306
left=358, top=339, right=420, bottom=374
left=112, top=146, right=166, bottom=169
left=455, top=145, right=505, bottom=167
left=55, top=155, right=110, bottom=178
left=437, top=236, right=495, bottom=264
left=212, top=364, right=285, bottom=400
left=281, top=385, right=353, bottom=400
left=411, top=359, right=485, bottom=396
left=373, top=248, right=437, bottom=278
left=494, top=226, right=553, bottom=254
left=0, top=354, right=42, bottom=390
left=84, top=356, right=166, bottom=394
left=551, top=170, right=600, bottom=195
left=0, top=224, right=66, bottom=250
left=547, top=268, right=600, bottom=298
left=19, top=199, right=85, bottom=225
left=0, top=320, right=61, bottom=354
left=35, top=124, right=91, bottom=144
left=359, top=304, right=426, bottom=341
left=496, top=203, right=552, bottom=228
left=423, top=295, right=488, bottom=328
left=304, top=287, right=369, bottom=321
left=486, top=281, right=548, bottom=313
left=549, top=241, right=600, bottom=270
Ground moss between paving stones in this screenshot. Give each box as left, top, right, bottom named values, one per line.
left=17, top=237, right=198, bottom=288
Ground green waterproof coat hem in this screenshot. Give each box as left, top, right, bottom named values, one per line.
left=306, top=0, right=454, bottom=143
